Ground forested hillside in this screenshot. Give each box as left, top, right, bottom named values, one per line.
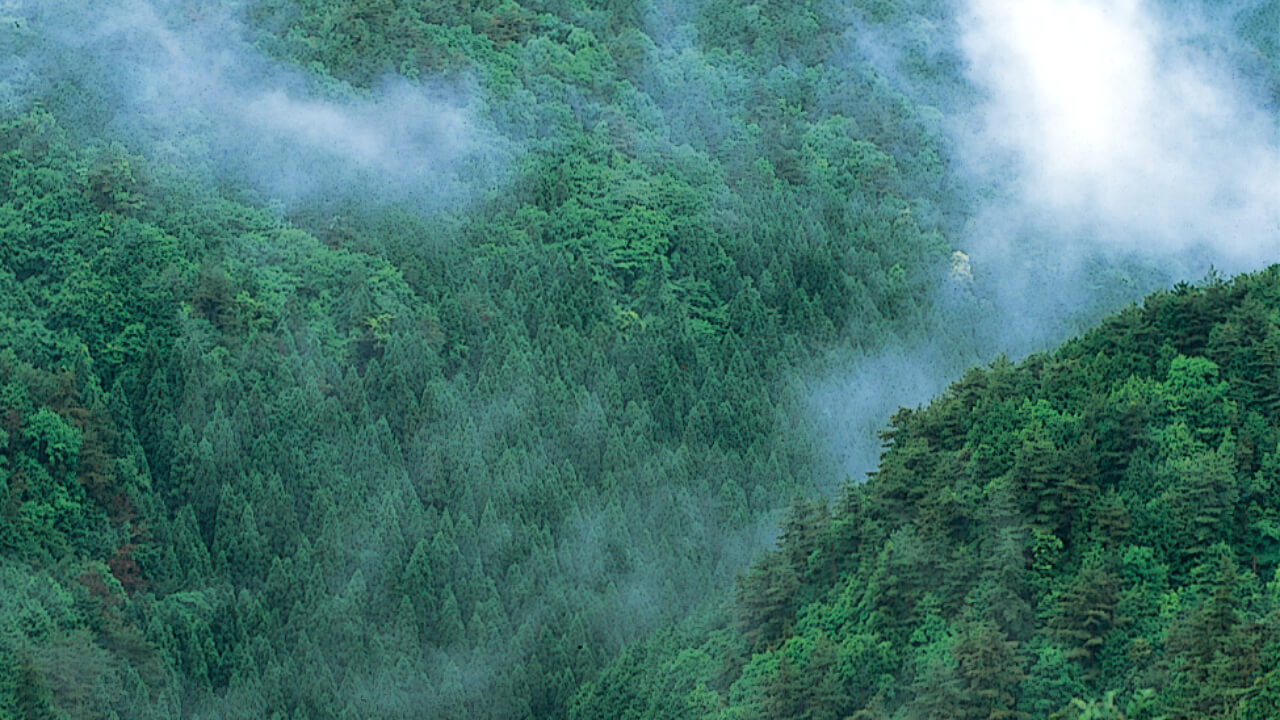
left=1, top=0, right=1277, bottom=719
left=0, top=1, right=992, bottom=718
left=573, top=267, right=1280, bottom=719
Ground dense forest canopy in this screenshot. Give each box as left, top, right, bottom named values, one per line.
left=575, top=268, right=1280, bottom=719
left=0, top=0, right=1277, bottom=718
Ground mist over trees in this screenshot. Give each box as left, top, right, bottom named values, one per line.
left=0, top=0, right=1277, bottom=719
left=576, top=268, right=1280, bottom=719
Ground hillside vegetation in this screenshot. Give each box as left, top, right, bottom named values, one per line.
left=574, top=268, right=1280, bottom=719
left=0, top=0, right=1277, bottom=719
left=0, top=1, right=986, bottom=718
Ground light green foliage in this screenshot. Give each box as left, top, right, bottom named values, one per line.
left=25, top=408, right=81, bottom=470
left=579, top=268, right=1280, bottom=718
left=0, top=0, right=1276, bottom=718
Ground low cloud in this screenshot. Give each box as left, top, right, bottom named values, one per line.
left=956, top=0, right=1280, bottom=269
left=6, top=0, right=505, bottom=209
left=812, top=0, right=1279, bottom=483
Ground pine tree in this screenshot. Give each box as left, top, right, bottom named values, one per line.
left=764, top=651, right=806, bottom=720
left=12, top=653, right=57, bottom=720
left=735, top=550, right=798, bottom=653
left=953, top=611, right=1029, bottom=720
left=1048, top=552, right=1123, bottom=682
left=1165, top=546, right=1261, bottom=717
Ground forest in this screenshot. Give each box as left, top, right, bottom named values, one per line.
left=0, top=0, right=1277, bottom=718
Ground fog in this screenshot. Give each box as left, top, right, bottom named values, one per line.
left=813, top=0, right=1279, bottom=484
left=4, top=0, right=505, bottom=209
left=958, top=0, right=1279, bottom=268
left=3, top=0, right=1277, bottom=715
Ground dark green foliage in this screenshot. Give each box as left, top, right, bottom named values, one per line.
left=577, top=267, right=1280, bottom=718
left=3, top=0, right=1276, bottom=718
left=0, top=0, right=975, bottom=712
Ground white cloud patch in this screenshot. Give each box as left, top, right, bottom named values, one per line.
left=957, top=0, right=1280, bottom=267
left=7, top=0, right=505, bottom=209
left=811, top=0, right=1279, bottom=485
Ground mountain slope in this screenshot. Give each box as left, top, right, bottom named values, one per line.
left=573, top=267, right=1280, bottom=719
left=0, top=2, right=985, bottom=718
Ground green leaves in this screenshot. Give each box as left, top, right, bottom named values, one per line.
left=9, top=0, right=1277, bottom=717
left=585, top=267, right=1280, bottom=719
left=25, top=408, right=81, bottom=470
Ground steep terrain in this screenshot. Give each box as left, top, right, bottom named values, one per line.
left=0, top=0, right=1276, bottom=718
left=0, top=2, right=989, bottom=718
left=574, top=268, right=1280, bottom=719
